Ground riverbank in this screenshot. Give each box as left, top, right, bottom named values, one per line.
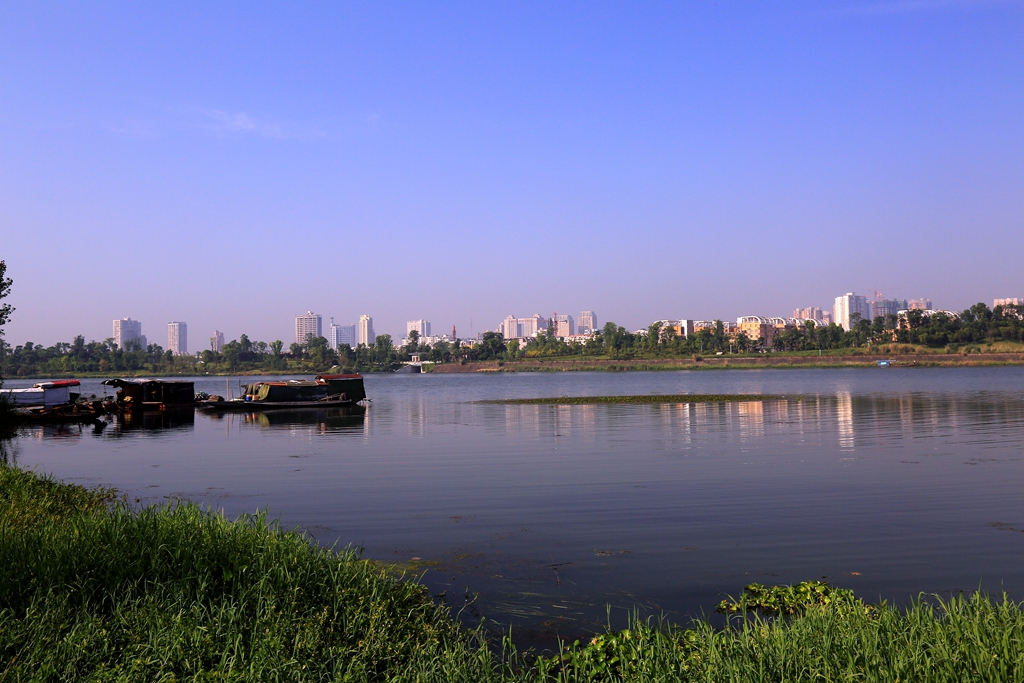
left=430, top=351, right=1024, bottom=373
left=3, top=464, right=1024, bottom=681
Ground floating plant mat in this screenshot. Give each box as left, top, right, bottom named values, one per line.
left=476, top=394, right=798, bottom=405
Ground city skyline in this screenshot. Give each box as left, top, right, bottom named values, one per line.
left=77, top=287, right=1024, bottom=354
left=3, top=4, right=1023, bottom=346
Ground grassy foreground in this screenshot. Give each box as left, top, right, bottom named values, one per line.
left=3, top=465, right=1024, bottom=681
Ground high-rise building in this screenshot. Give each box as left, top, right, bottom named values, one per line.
left=407, top=320, right=431, bottom=337
left=210, top=331, right=225, bottom=352
left=498, top=314, right=548, bottom=339
left=113, top=317, right=144, bottom=350
left=908, top=298, right=932, bottom=311
left=794, top=307, right=824, bottom=321
left=994, top=298, right=1023, bottom=308
left=553, top=314, right=575, bottom=337
left=167, top=322, right=187, bottom=355
left=833, top=293, right=871, bottom=331
left=358, top=315, right=375, bottom=346
left=295, top=311, right=322, bottom=344
left=871, top=299, right=905, bottom=320
left=328, top=318, right=357, bottom=350
left=578, top=311, right=597, bottom=334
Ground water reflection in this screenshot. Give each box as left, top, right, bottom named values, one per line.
left=112, top=408, right=196, bottom=434
left=204, top=406, right=367, bottom=435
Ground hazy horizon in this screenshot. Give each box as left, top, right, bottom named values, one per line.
left=2, top=2, right=1022, bottom=347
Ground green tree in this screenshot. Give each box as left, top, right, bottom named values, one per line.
left=373, top=334, right=394, bottom=366
left=404, top=330, right=420, bottom=356
left=474, top=332, right=506, bottom=360
left=0, top=261, right=12, bottom=417
left=307, top=336, right=337, bottom=370
left=0, top=261, right=12, bottom=337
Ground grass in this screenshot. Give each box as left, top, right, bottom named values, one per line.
left=3, top=464, right=1024, bottom=681
left=478, top=394, right=795, bottom=405
left=0, top=466, right=500, bottom=682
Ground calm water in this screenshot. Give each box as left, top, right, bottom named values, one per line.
left=4, top=368, right=1024, bottom=642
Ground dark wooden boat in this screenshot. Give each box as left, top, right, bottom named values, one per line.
left=199, top=374, right=366, bottom=411
left=102, top=379, right=196, bottom=411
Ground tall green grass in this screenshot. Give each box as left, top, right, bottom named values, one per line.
left=0, top=466, right=502, bottom=682
left=3, top=464, right=1024, bottom=682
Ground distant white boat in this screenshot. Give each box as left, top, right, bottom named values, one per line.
left=0, top=380, right=81, bottom=407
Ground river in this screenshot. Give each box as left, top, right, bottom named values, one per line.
left=3, top=367, right=1024, bottom=644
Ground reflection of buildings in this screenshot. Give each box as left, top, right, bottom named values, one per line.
left=836, top=392, right=854, bottom=450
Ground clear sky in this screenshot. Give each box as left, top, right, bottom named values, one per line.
left=2, top=1, right=1022, bottom=348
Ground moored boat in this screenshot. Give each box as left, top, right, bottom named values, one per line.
left=200, top=373, right=366, bottom=411
left=102, top=378, right=196, bottom=410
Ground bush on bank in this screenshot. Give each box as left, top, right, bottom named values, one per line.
left=2, top=464, right=1024, bottom=682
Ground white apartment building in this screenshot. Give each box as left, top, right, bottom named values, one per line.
left=578, top=311, right=597, bottom=334
left=295, top=311, right=322, bottom=344
left=113, top=317, right=145, bottom=350
left=499, top=314, right=548, bottom=339
left=358, top=315, right=375, bottom=346
left=994, top=298, right=1023, bottom=308
left=328, top=318, right=357, bottom=350
left=167, top=322, right=187, bottom=355
left=833, top=293, right=871, bottom=331
left=407, top=319, right=431, bottom=337
left=210, top=330, right=225, bottom=352
left=553, top=314, right=575, bottom=337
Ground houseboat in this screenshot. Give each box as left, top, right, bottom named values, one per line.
left=201, top=374, right=366, bottom=411
left=101, top=378, right=196, bottom=410
left=1, top=380, right=82, bottom=407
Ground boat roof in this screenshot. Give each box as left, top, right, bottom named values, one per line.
left=101, top=378, right=195, bottom=386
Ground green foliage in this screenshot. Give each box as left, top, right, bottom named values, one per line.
left=0, top=465, right=498, bottom=682
left=716, top=580, right=874, bottom=617
left=542, top=593, right=1024, bottom=682
left=0, top=260, right=13, bottom=335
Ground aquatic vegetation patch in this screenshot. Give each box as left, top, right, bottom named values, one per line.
left=478, top=393, right=795, bottom=405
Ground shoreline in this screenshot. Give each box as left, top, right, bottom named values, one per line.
left=429, top=352, right=1024, bottom=373
left=4, top=352, right=1024, bottom=380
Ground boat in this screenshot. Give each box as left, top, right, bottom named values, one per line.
left=199, top=374, right=366, bottom=411
left=1, top=380, right=82, bottom=407
left=101, top=378, right=196, bottom=410
left=1, top=380, right=110, bottom=424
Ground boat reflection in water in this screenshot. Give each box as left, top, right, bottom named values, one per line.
left=113, top=407, right=196, bottom=434
left=204, top=405, right=367, bottom=435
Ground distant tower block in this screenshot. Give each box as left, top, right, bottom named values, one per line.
left=452, top=325, right=456, bottom=342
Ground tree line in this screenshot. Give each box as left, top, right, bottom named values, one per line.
left=1, top=302, right=1022, bottom=378
left=0, top=329, right=487, bottom=378
left=470, top=304, right=1024, bottom=360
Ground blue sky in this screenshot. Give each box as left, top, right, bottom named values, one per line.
left=2, top=1, right=1022, bottom=347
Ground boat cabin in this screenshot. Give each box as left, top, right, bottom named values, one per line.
left=1, top=380, right=81, bottom=407
left=102, top=379, right=195, bottom=409
left=239, top=374, right=365, bottom=404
